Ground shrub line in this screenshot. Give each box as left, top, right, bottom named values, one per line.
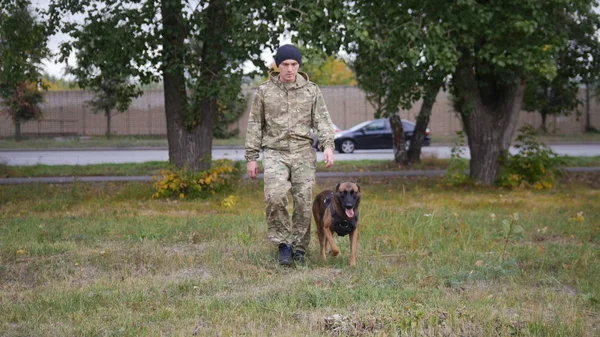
left=1, top=167, right=599, bottom=185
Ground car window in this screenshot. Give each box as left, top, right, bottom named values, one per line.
left=348, top=121, right=371, bottom=132
left=402, top=121, right=415, bottom=132
left=364, top=120, right=386, bottom=131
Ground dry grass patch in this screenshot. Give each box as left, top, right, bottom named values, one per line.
left=1, top=178, right=599, bottom=336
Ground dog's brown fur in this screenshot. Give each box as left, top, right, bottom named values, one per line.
left=312, top=182, right=361, bottom=267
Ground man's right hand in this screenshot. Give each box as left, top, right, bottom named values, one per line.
left=247, top=161, right=258, bottom=179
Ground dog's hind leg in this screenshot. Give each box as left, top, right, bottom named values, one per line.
left=319, top=229, right=328, bottom=260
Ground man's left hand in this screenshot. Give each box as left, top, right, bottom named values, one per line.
left=323, top=148, right=334, bottom=168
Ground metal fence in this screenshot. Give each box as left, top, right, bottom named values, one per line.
left=1, top=87, right=598, bottom=138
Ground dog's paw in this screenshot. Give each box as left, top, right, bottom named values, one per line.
left=331, top=249, right=340, bottom=257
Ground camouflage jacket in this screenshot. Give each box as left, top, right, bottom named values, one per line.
left=244, top=72, right=335, bottom=162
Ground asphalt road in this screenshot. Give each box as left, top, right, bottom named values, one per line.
left=1, top=144, right=599, bottom=166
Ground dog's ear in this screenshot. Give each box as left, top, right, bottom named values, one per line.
left=335, top=182, right=341, bottom=192
left=355, top=183, right=360, bottom=192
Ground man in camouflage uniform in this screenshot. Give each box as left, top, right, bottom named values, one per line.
left=245, top=44, right=335, bottom=266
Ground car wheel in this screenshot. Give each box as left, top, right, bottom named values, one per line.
left=339, top=139, right=356, bottom=153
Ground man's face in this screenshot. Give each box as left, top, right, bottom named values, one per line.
left=279, top=59, right=299, bottom=83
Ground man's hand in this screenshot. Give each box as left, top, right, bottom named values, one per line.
left=247, top=161, right=258, bottom=179
left=323, top=148, right=334, bottom=168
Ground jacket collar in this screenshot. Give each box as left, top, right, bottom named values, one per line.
left=270, top=71, right=309, bottom=91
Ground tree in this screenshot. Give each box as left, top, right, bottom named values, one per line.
left=86, top=77, right=140, bottom=139
left=48, top=0, right=283, bottom=171
left=0, top=0, right=49, bottom=141
left=302, top=0, right=600, bottom=184
left=49, top=11, right=144, bottom=139
left=284, top=0, right=449, bottom=166
left=522, top=58, right=582, bottom=135
left=445, top=0, right=600, bottom=185
left=522, top=7, right=600, bottom=134
left=345, top=1, right=452, bottom=165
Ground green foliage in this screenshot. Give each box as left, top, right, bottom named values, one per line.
left=47, top=0, right=287, bottom=169
left=440, top=131, right=469, bottom=186
left=498, top=124, right=567, bottom=189
left=1, top=83, right=44, bottom=122
left=331, top=1, right=447, bottom=117
left=0, top=0, right=49, bottom=123
left=521, top=10, right=600, bottom=132
left=152, top=159, right=240, bottom=199
left=86, top=78, right=141, bottom=115
left=298, top=48, right=356, bottom=86
left=212, top=82, right=247, bottom=139
left=48, top=0, right=284, bottom=124
left=305, top=0, right=599, bottom=184
left=43, top=74, right=79, bottom=91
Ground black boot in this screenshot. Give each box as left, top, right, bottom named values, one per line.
left=278, top=243, right=293, bottom=266
left=293, top=250, right=306, bottom=264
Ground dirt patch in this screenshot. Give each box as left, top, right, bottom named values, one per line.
left=165, top=267, right=211, bottom=281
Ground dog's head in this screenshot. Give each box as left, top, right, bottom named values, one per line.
left=334, top=182, right=361, bottom=219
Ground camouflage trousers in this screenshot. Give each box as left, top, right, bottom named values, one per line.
left=263, top=147, right=316, bottom=253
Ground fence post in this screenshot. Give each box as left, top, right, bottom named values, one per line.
left=82, top=104, right=86, bottom=136
left=60, top=107, right=64, bottom=135
left=148, top=104, right=152, bottom=135
left=343, top=88, right=347, bottom=129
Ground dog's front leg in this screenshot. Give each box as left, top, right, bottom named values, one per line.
left=325, top=228, right=340, bottom=257
left=349, top=230, right=358, bottom=267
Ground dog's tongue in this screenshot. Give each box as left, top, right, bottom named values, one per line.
left=345, top=208, right=355, bottom=218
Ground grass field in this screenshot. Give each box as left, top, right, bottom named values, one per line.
left=2, top=156, right=600, bottom=179
left=1, top=176, right=599, bottom=336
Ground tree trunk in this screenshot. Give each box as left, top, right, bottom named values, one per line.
left=15, top=118, right=22, bottom=142
left=540, top=110, right=548, bottom=135
left=389, top=115, right=407, bottom=165
left=161, top=0, right=217, bottom=172
left=105, top=108, right=112, bottom=139
left=407, top=83, right=439, bottom=164
left=453, top=63, right=525, bottom=185
left=585, top=82, right=591, bottom=131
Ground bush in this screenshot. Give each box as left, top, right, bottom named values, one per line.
left=498, top=124, right=567, bottom=189
left=153, top=159, right=241, bottom=199
left=440, top=130, right=469, bottom=186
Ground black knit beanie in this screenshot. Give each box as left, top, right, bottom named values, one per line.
left=275, top=44, right=302, bottom=67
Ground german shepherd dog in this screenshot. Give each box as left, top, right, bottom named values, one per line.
left=312, top=182, right=361, bottom=267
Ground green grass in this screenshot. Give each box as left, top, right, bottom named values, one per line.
left=0, top=161, right=170, bottom=178
left=2, top=156, right=599, bottom=178
left=1, top=177, right=599, bottom=336
left=0, top=135, right=244, bottom=149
